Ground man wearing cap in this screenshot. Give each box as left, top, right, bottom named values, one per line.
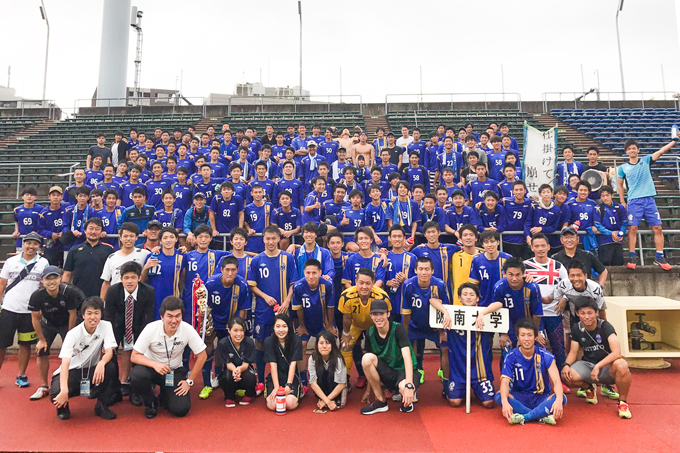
left=142, top=220, right=162, bottom=251
left=0, top=232, right=50, bottom=388
left=63, top=218, right=114, bottom=298
left=28, top=266, right=84, bottom=400
left=360, top=297, right=418, bottom=415
left=301, top=141, right=327, bottom=185
left=183, top=192, right=211, bottom=248
left=552, top=227, right=608, bottom=288
left=38, top=186, right=69, bottom=267
left=117, top=187, right=156, bottom=248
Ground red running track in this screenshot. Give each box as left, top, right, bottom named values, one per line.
left=0, top=355, right=678, bottom=453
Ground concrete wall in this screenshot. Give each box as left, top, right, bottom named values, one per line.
left=605, top=266, right=680, bottom=299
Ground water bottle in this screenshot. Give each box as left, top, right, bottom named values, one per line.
left=617, top=231, right=625, bottom=239
left=275, top=386, right=287, bottom=415
left=149, top=253, right=160, bottom=276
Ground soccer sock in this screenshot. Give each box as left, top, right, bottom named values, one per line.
left=416, top=340, right=425, bottom=370
left=352, top=343, right=365, bottom=377
left=255, top=349, right=265, bottom=383
left=202, top=356, right=213, bottom=388
left=524, top=394, right=566, bottom=422
left=300, top=370, right=309, bottom=387
left=656, top=251, right=664, bottom=260
left=629, top=251, right=637, bottom=258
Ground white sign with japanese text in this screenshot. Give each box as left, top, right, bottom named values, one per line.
left=522, top=122, right=558, bottom=198
left=429, top=305, right=509, bottom=333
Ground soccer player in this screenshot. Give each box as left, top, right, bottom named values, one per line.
left=301, top=141, right=326, bottom=186
left=526, top=184, right=563, bottom=246
left=387, top=181, right=421, bottom=245
left=451, top=224, right=481, bottom=305
left=562, top=300, right=633, bottom=419
left=337, top=189, right=364, bottom=250
left=153, top=190, right=183, bottom=233
left=384, top=226, right=416, bottom=323
left=466, top=164, right=498, bottom=209
left=594, top=185, right=627, bottom=266
left=338, top=269, right=391, bottom=389
left=359, top=299, right=417, bottom=415
left=433, top=136, right=463, bottom=186
left=446, top=189, right=481, bottom=235
left=617, top=137, right=677, bottom=269
left=85, top=155, right=104, bottom=188
left=272, top=190, right=301, bottom=251
left=487, top=136, right=507, bottom=182
left=116, top=187, right=155, bottom=248
left=273, top=161, right=304, bottom=210
left=292, top=259, right=335, bottom=390
left=557, top=146, right=584, bottom=186
left=62, top=187, right=97, bottom=251
left=402, top=256, right=451, bottom=388
left=330, top=146, right=349, bottom=182
left=302, top=177, right=325, bottom=225
left=495, top=319, right=565, bottom=425
left=497, top=163, right=519, bottom=198
left=141, top=227, right=185, bottom=319
left=401, top=152, right=429, bottom=195
left=566, top=180, right=597, bottom=246
left=379, top=149, right=399, bottom=183
left=500, top=181, right=532, bottom=258
left=200, top=256, right=251, bottom=400
left=469, top=230, right=512, bottom=307
left=118, top=165, right=146, bottom=208
left=243, top=185, right=272, bottom=253
left=248, top=226, right=297, bottom=389
left=364, top=184, right=389, bottom=245
left=12, top=186, right=44, bottom=253
left=209, top=181, right=245, bottom=246
left=412, top=221, right=460, bottom=300
left=446, top=283, right=496, bottom=408
left=38, top=186, right=68, bottom=266
left=419, top=194, right=448, bottom=235
left=342, top=227, right=387, bottom=288
left=145, top=161, right=171, bottom=210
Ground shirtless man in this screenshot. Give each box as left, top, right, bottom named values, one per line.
left=336, top=128, right=360, bottom=158
left=350, top=132, right=375, bottom=168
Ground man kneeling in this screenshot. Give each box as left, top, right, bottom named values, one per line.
left=130, top=296, right=207, bottom=418
left=51, top=297, right=118, bottom=420
left=561, top=300, right=632, bottom=419
left=360, top=300, right=418, bottom=415
left=495, top=319, right=566, bottom=425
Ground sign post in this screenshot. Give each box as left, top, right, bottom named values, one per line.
left=430, top=305, right=509, bottom=413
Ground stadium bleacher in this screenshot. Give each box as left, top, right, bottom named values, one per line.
left=0, top=115, right=48, bottom=140
left=216, top=111, right=366, bottom=135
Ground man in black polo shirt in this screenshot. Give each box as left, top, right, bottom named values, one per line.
left=62, top=218, right=114, bottom=298
left=383, top=132, right=403, bottom=166
left=552, top=227, right=607, bottom=287
left=28, top=266, right=84, bottom=400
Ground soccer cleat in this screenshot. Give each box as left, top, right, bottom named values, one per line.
left=538, top=414, right=556, bottom=426
left=301, top=385, right=309, bottom=398
left=30, top=386, right=49, bottom=400
left=418, top=369, right=425, bottom=385
left=437, top=369, right=445, bottom=381
left=585, top=384, right=598, bottom=405
left=618, top=401, right=632, bottom=419
left=15, top=375, right=30, bottom=388
left=224, top=399, right=236, bottom=408
left=655, top=258, right=672, bottom=271
left=199, top=386, right=213, bottom=400
left=601, top=385, right=620, bottom=400
left=509, top=413, right=525, bottom=425
left=576, top=388, right=587, bottom=398
left=561, top=383, right=571, bottom=394
left=255, top=382, right=265, bottom=396
left=626, top=256, right=637, bottom=270
left=360, top=400, right=389, bottom=415
left=240, top=396, right=253, bottom=405
left=356, top=376, right=367, bottom=389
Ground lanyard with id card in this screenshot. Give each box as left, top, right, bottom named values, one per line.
left=80, top=355, right=95, bottom=397
left=164, top=338, right=176, bottom=387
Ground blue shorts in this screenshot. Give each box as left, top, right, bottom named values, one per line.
left=627, top=196, right=661, bottom=227
left=511, top=391, right=550, bottom=409
left=408, top=327, right=442, bottom=347
left=253, top=319, right=274, bottom=342
left=447, top=378, right=495, bottom=402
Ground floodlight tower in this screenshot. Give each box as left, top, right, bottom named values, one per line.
left=131, top=7, right=144, bottom=106
left=615, top=0, right=626, bottom=100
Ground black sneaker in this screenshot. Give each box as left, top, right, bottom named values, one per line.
left=130, top=392, right=143, bottom=407
left=121, top=383, right=131, bottom=397
left=400, top=403, right=414, bottom=413
left=94, top=401, right=117, bottom=420
left=360, top=399, right=389, bottom=415
left=144, top=397, right=158, bottom=419
left=57, top=404, right=71, bottom=420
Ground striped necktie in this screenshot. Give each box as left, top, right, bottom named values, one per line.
left=124, top=295, right=134, bottom=344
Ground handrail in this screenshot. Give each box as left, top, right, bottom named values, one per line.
left=541, top=91, right=680, bottom=113
left=225, top=94, right=364, bottom=116
left=0, top=162, right=81, bottom=198
left=384, top=92, right=523, bottom=114
left=73, top=96, right=207, bottom=116
left=0, top=99, right=58, bottom=120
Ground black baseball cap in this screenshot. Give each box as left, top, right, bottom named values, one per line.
left=370, top=299, right=389, bottom=315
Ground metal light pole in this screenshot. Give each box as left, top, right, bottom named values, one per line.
left=130, top=7, right=144, bottom=106
left=39, top=0, right=50, bottom=103
left=594, top=69, right=601, bottom=101
left=615, top=0, right=626, bottom=100
left=298, top=1, right=303, bottom=101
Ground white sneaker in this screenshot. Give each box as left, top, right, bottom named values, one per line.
left=30, top=386, right=49, bottom=401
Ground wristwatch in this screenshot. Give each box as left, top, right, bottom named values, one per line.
left=286, top=382, right=293, bottom=387
left=186, top=379, right=194, bottom=387
left=405, top=382, right=415, bottom=390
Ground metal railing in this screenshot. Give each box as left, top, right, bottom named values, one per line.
left=0, top=162, right=80, bottom=198
left=541, top=91, right=680, bottom=113
left=224, top=94, right=364, bottom=116
left=0, top=99, right=58, bottom=120
left=384, top=92, right=523, bottom=114
left=73, top=96, right=208, bottom=117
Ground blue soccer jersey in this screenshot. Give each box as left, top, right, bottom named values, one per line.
left=332, top=252, right=349, bottom=309
left=272, top=207, right=301, bottom=233
left=322, top=200, right=349, bottom=224
left=487, top=151, right=508, bottom=181
left=96, top=206, right=124, bottom=244
left=302, top=191, right=323, bottom=225
left=617, top=154, right=656, bottom=200
left=214, top=254, right=254, bottom=283
left=181, top=249, right=230, bottom=322
left=205, top=274, right=250, bottom=331
left=493, top=278, right=543, bottom=336
left=466, top=178, right=499, bottom=207
left=171, top=182, right=193, bottom=213
left=85, top=169, right=104, bottom=187
left=119, top=181, right=146, bottom=208
left=153, top=208, right=184, bottom=230
left=364, top=201, right=390, bottom=234
left=446, top=329, right=494, bottom=384
left=210, top=195, right=244, bottom=234
left=402, top=165, right=429, bottom=193
left=145, top=179, right=171, bottom=210
left=526, top=202, right=562, bottom=245
left=595, top=201, right=628, bottom=246
left=145, top=250, right=184, bottom=319
left=500, top=197, right=532, bottom=244
left=38, top=203, right=68, bottom=252
left=567, top=199, right=597, bottom=243
left=411, top=243, right=460, bottom=292
left=273, top=178, right=304, bottom=209
left=385, top=250, right=416, bottom=317
left=468, top=252, right=512, bottom=307
left=244, top=202, right=271, bottom=252
left=339, top=207, right=365, bottom=238
left=342, top=253, right=386, bottom=286
left=248, top=251, right=297, bottom=334
left=501, top=345, right=554, bottom=397
left=557, top=161, right=584, bottom=187
left=291, top=278, right=335, bottom=337
left=447, top=206, right=482, bottom=231
left=13, top=205, right=44, bottom=247
left=318, top=141, right=339, bottom=165
left=388, top=199, right=422, bottom=231
left=402, top=276, right=449, bottom=336
left=419, top=207, right=448, bottom=234
left=479, top=204, right=505, bottom=232
left=293, top=245, right=334, bottom=281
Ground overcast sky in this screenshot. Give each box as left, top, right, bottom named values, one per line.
left=2, top=0, right=680, bottom=113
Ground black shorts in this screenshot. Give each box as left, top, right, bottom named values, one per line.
left=38, top=323, right=70, bottom=357
left=376, top=358, right=419, bottom=392
left=264, top=374, right=302, bottom=399
left=0, top=310, right=37, bottom=348
left=598, top=242, right=624, bottom=266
